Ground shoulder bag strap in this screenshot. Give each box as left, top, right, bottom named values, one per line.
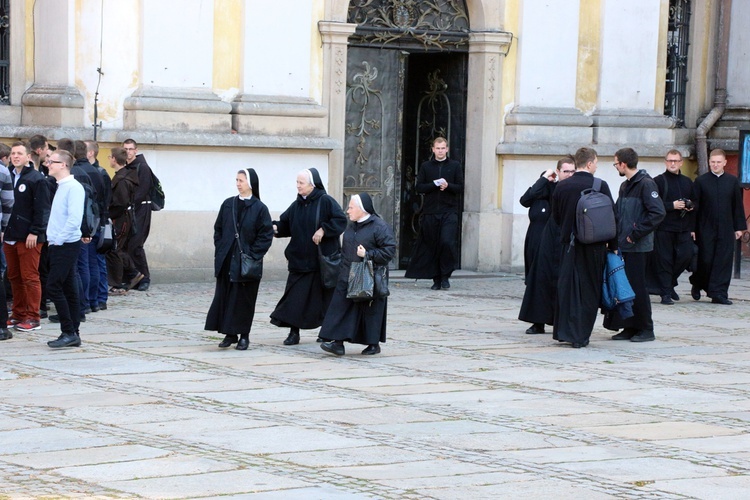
left=232, top=197, right=246, bottom=256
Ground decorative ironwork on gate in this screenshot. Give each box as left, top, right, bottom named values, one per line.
left=0, top=0, right=9, bottom=105
left=348, top=0, right=469, bottom=50
left=664, top=0, right=691, bottom=127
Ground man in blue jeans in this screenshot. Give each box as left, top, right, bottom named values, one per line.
left=45, top=150, right=87, bottom=348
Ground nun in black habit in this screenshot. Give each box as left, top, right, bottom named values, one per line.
left=320, top=193, right=396, bottom=356
left=205, top=169, right=274, bottom=350
left=270, top=168, right=347, bottom=345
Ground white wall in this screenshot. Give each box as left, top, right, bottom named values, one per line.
left=243, top=0, right=314, bottom=96
left=34, top=0, right=74, bottom=86
left=142, top=0, right=215, bottom=88
left=136, top=149, right=330, bottom=213
left=599, top=0, right=660, bottom=110
left=727, top=0, right=750, bottom=107
left=516, top=0, right=580, bottom=108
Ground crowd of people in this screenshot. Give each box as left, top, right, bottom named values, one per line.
left=519, top=147, right=746, bottom=348
left=0, top=137, right=156, bottom=347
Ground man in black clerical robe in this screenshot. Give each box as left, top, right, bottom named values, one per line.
left=690, top=149, right=746, bottom=305
left=648, top=150, right=695, bottom=305
left=551, top=147, right=617, bottom=348
left=405, top=137, right=463, bottom=290
left=518, top=156, right=575, bottom=334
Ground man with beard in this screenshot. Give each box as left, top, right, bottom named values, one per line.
left=606, top=148, right=665, bottom=343
left=518, top=156, right=575, bottom=335
left=690, top=149, right=746, bottom=305
left=551, top=147, right=617, bottom=348
left=649, top=150, right=695, bottom=305
left=405, top=137, right=463, bottom=290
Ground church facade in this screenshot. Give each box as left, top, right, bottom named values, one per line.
left=0, top=0, right=746, bottom=281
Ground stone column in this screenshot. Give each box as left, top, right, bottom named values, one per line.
left=462, top=31, right=512, bottom=272
left=319, top=21, right=357, bottom=204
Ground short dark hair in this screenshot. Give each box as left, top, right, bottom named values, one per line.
left=556, top=155, right=575, bottom=171
left=0, top=143, right=10, bottom=160
left=29, top=134, right=48, bottom=152
left=11, top=141, right=28, bottom=154
left=615, top=148, right=639, bottom=169
left=55, top=150, right=74, bottom=169
left=110, top=147, right=127, bottom=166
left=665, top=149, right=682, bottom=159
left=73, top=140, right=88, bottom=160
left=574, top=147, right=597, bottom=169
left=709, top=148, right=726, bottom=159
left=56, top=138, right=75, bottom=155
left=123, top=138, right=137, bottom=148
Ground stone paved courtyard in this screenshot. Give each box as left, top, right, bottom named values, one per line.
left=1, top=269, right=750, bottom=499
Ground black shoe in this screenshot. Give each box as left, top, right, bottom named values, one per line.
left=630, top=330, right=656, bottom=342
left=80, top=314, right=86, bottom=323
left=218, top=335, right=238, bottom=348
left=39, top=309, right=48, bottom=319
left=49, top=314, right=60, bottom=323
left=525, top=323, right=545, bottom=334
left=361, top=344, right=381, bottom=355
left=283, top=330, right=300, bottom=346
left=99, top=302, right=108, bottom=310
left=611, top=328, right=638, bottom=340
left=660, top=295, right=674, bottom=305
left=430, top=280, right=441, bottom=291
left=47, top=333, right=81, bottom=348
left=671, top=290, right=680, bottom=301
left=90, top=304, right=100, bottom=313
left=236, top=338, right=249, bottom=350
left=316, top=336, right=325, bottom=343
left=82, top=307, right=92, bottom=315
left=321, top=340, right=345, bottom=356
left=441, top=279, right=450, bottom=290
left=691, top=285, right=701, bottom=301
left=136, top=280, right=150, bottom=292
left=711, top=297, right=733, bottom=305
left=0, top=328, right=12, bottom=341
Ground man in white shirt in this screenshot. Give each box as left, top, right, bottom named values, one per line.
left=45, top=150, right=88, bottom=348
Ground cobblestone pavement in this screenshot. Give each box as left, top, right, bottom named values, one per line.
left=1, top=269, right=750, bottom=499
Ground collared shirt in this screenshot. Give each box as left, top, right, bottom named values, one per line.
left=47, top=175, right=84, bottom=245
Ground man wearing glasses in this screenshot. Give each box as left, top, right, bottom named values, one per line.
left=122, top=139, right=154, bottom=291
left=4, top=141, right=50, bottom=333
left=649, top=150, right=695, bottom=305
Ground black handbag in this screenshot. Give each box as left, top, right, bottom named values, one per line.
left=96, top=219, right=116, bottom=254
left=315, top=197, right=341, bottom=288
left=374, top=265, right=390, bottom=298
left=232, top=198, right=263, bottom=281
left=347, top=257, right=374, bottom=302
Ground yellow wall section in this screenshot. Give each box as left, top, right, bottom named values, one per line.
left=575, top=0, right=602, bottom=113
left=25, top=0, right=34, bottom=82
left=654, top=0, right=669, bottom=113
left=213, top=0, right=242, bottom=92
left=498, top=0, right=519, bottom=209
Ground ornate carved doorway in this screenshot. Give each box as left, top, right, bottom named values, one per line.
left=345, top=0, right=469, bottom=268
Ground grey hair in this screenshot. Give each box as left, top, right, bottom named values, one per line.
left=297, top=169, right=314, bottom=186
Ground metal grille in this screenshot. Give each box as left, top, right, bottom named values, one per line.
left=664, top=0, right=691, bottom=127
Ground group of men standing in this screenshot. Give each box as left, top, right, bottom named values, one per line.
left=520, top=147, right=746, bottom=348
left=0, top=137, right=156, bottom=348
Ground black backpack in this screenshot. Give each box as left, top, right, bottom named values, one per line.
left=575, top=178, right=616, bottom=244
left=149, top=170, right=165, bottom=211
left=80, top=182, right=101, bottom=238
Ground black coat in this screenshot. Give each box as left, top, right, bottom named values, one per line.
left=653, top=170, right=695, bottom=232
left=520, top=175, right=555, bottom=278
left=7, top=165, right=50, bottom=243
left=416, top=158, right=463, bottom=214
left=552, top=171, right=617, bottom=250
left=273, top=188, right=347, bottom=272
left=213, top=196, right=274, bottom=282
left=319, top=215, right=396, bottom=345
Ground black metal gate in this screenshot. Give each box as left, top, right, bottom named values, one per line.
left=345, top=0, right=469, bottom=269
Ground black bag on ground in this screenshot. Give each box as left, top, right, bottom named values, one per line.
left=575, top=178, right=616, bottom=244
left=347, top=258, right=374, bottom=302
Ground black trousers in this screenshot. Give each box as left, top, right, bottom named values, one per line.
left=47, top=241, right=81, bottom=336
left=604, top=252, right=653, bottom=332
left=127, top=203, right=152, bottom=280
left=652, top=230, right=693, bottom=295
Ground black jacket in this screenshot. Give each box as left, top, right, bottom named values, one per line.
left=615, top=169, right=666, bottom=253
left=415, top=158, right=463, bottom=214
left=6, top=165, right=50, bottom=243
left=273, top=188, right=347, bottom=272
left=520, top=174, right=555, bottom=223
left=213, top=195, right=274, bottom=281
left=126, top=154, right=153, bottom=204
left=76, top=159, right=108, bottom=221
left=653, top=170, right=695, bottom=233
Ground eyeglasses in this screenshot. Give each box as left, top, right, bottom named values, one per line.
left=47, top=160, right=64, bottom=166
left=612, top=162, right=620, bottom=167
left=665, top=160, right=681, bottom=164
left=560, top=170, right=575, bottom=174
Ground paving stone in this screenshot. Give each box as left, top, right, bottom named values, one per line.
left=268, top=444, right=428, bottom=468
left=554, top=456, right=728, bottom=482
left=4, top=445, right=171, bottom=469
left=646, top=475, right=750, bottom=499
left=1, top=427, right=122, bottom=454
left=330, top=459, right=489, bottom=480
left=56, top=455, right=236, bottom=482
left=578, top=421, right=741, bottom=441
